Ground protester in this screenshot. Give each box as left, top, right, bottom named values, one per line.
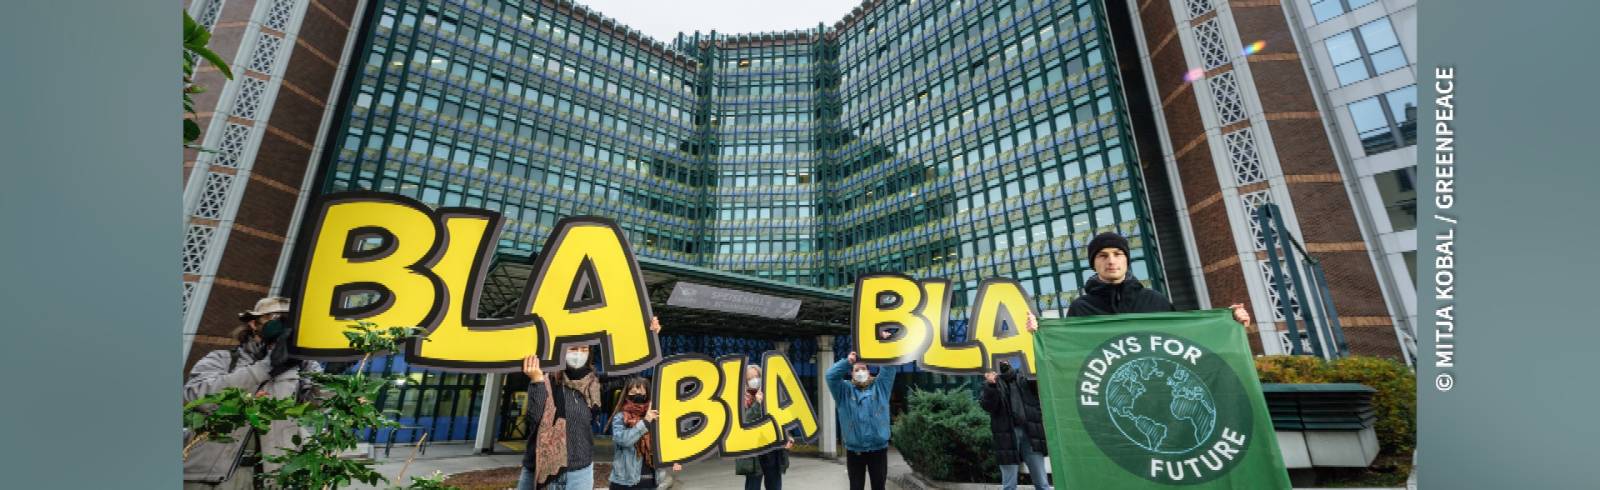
left=827, top=329, right=899, bottom=490
left=607, top=376, right=681, bottom=490
left=518, top=344, right=601, bottom=490
left=1014, top=232, right=1249, bottom=486
left=519, top=317, right=661, bottom=490
left=1029, top=232, right=1251, bottom=328
left=182, top=297, right=321, bottom=490
left=735, top=365, right=795, bottom=490
left=980, top=360, right=1052, bottom=490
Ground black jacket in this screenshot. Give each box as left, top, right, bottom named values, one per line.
left=522, top=374, right=597, bottom=471
left=1067, top=275, right=1174, bottom=317
left=979, top=374, right=1048, bottom=465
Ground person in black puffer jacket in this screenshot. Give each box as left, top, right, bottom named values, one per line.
left=1067, top=232, right=1177, bottom=316
left=980, top=360, right=1051, bottom=490
left=1056, top=232, right=1254, bottom=321
left=1030, top=231, right=1251, bottom=327
left=1019, top=233, right=1252, bottom=488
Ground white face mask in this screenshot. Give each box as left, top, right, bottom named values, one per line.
left=853, top=370, right=871, bottom=384
left=747, top=378, right=761, bottom=390
left=564, top=351, right=588, bottom=369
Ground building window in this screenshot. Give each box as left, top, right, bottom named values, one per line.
left=182, top=224, right=216, bottom=275
left=1184, top=0, right=1213, bottom=19
left=1225, top=128, right=1266, bottom=185
left=1373, top=167, right=1418, bottom=232
left=1208, top=71, right=1247, bottom=125
left=1194, top=19, right=1230, bottom=70
left=1348, top=85, right=1417, bottom=154
left=265, top=0, right=296, bottom=31
left=1310, top=0, right=1378, bottom=23
left=194, top=172, right=235, bottom=220
left=247, top=32, right=283, bottom=74
left=1325, top=17, right=1406, bottom=86
left=1240, top=190, right=1272, bottom=250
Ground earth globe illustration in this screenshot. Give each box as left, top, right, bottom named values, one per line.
left=1103, top=357, right=1218, bottom=454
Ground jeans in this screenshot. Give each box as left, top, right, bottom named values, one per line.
left=998, top=427, right=1052, bottom=490
left=518, top=463, right=594, bottom=490
left=845, top=448, right=888, bottom=490
left=743, top=451, right=784, bottom=490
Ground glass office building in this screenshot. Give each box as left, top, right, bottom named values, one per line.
left=323, top=0, right=1163, bottom=316
left=314, top=0, right=1166, bottom=444
left=825, top=0, right=1159, bottom=318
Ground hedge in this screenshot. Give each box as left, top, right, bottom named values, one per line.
left=891, top=387, right=999, bottom=482
left=1255, top=355, right=1417, bottom=456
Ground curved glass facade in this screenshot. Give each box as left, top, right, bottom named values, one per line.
left=321, top=0, right=1163, bottom=315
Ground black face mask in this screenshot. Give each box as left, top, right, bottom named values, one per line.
left=259, top=318, right=289, bottom=343
left=564, top=364, right=592, bottom=380
left=998, top=361, right=1013, bottom=375
left=628, top=394, right=650, bottom=404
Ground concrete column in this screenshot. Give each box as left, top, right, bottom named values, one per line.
left=816, top=335, right=838, bottom=459
left=473, top=373, right=504, bottom=454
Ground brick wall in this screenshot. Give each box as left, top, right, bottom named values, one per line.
left=185, top=0, right=362, bottom=371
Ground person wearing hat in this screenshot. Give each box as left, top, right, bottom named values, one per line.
left=182, top=297, right=321, bottom=489
left=1028, top=232, right=1251, bottom=326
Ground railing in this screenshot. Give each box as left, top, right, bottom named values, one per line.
left=1256, top=203, right=1350, bottom=359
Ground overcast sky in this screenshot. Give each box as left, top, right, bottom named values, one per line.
left=574, top=0, right=865, bottom=43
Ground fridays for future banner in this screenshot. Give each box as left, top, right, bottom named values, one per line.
left=1033, top=310, right=1291, bottom=489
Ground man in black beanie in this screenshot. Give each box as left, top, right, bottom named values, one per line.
left=1026, top=231, right=1250, bottom=331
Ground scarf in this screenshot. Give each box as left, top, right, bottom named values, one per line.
left=533, top=369, right=601, bottom=485
left=556, top=368, right=601, bottom=410
left=620, top=399, right=653, bottom=462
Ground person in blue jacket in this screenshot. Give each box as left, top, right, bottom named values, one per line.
left=826, top=331, right=900, bottom=490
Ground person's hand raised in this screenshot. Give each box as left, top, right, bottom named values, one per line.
left=521, top=355, right=545, bottom=384
left=984, top=371, right=998, bottom=384
left=1230, top=304, right=1252, bottom=328
left=1025, top=313, right=1039, bottom=333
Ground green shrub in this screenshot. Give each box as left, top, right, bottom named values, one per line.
left=891, top=387, right=998, bottom=482
left=1255, top=355, right=1416, bottom=456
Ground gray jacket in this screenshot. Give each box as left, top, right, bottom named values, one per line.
left=182, top=341, right=321, bottom=484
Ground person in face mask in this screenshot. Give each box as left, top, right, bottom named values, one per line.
left=735, top=365, right=795, bottom=490
left=980, top=360, right=1051, bottom=490
left=826, top=330, right=900, bottom=490
left=182, top=297, right=321, bottom=489
left=607, top=376, right=680, bottom=489
left=519, top=317, right=662, bottom=490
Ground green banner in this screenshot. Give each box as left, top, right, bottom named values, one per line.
left=1034, top=310, right=1290, bottom=489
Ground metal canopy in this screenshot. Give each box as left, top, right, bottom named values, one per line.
left=477, top=252, right=853, bottom=339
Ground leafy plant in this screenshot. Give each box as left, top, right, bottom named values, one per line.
left=1255, top=355, right=1417, bottom=456
left=401, top=471, right=454, bottom=490
left=891, top=387, right=998, bottom=482
left=181, top=388, right=310, bottom=458
left=264, top=322, right=432, bottom=489
left=183, top=10, right=233, bottom=146
left=181, top=322, right=455, bottom=489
